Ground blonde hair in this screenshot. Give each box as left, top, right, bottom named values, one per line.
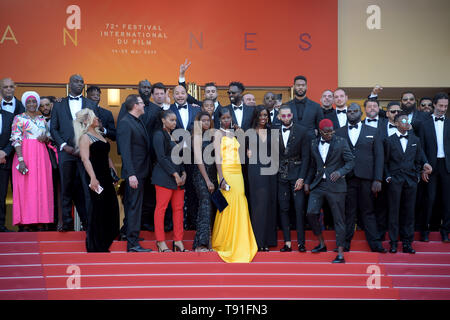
left=73, top=109, right=100, bottom=149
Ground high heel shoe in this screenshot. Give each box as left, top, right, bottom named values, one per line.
left=156, top=242, right=172, bottom=252
left=173, top=242, right=189, bottom=252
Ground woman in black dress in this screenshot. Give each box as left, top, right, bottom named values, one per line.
left=192, top=111, right=217, bottom=252
left=75, top=109, right=120, bottom=252
left=246, top=106, right=278, bottom=251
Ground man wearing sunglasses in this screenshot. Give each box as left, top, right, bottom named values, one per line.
left=224, top=82, right=253, bottom=131
left=418, top=97, right=434, bottom=114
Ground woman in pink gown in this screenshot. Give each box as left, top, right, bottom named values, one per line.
left=11, top=91, right=53, bottom=231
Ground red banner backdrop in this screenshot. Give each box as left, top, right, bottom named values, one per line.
left=0, top=0, right=337, bottom=100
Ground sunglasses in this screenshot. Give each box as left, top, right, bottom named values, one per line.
left=389, top=110, right=401, bottom=114
left=421, top=103, right=432, bottom=107
left=400, top=118, right=412, bottom=124
left=280, top=113, right=292, bottom=119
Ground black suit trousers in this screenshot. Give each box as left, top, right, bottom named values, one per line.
left=374, top=181, right=389, bottom=240
left=424, top=159, right=450, bottom=233
left=0, top=168, right=10, bottom=227
left=344, top=177, right=379, bottom=249
left=278, top=178, right=306, bottom=244
left=387, top=179, right=417, bottom=243
left=306, top=182, right=346, bottom=247
left=124, top=177, right=145, bottom=248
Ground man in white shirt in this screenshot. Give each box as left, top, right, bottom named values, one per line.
left=333, top=88, right=348, bottom=128
left=0, top=78, right=25, bottom=116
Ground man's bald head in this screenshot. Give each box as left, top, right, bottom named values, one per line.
left=0, top=78, right=15, bottom=101
left=68, top=74, right=84, bottom=96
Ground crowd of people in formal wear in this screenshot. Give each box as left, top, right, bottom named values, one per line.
left=0, top=61, right=448, bottom=263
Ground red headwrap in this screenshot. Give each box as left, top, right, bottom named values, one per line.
left=319, top=118, right=333, bottom=130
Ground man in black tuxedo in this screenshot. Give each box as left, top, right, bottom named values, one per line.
left=169, top=85, right=201, bottom=132
left=336, top=103, right=385, bottom=253
left=321, top=90, right=334, bottom=116
left=420, top=92, right=450, bottom=242
left=86, top=86, right=116, bottom=141
left=50, top=74, right=97, bottom=231
left=305, top=119, right=355, bottom=263
left=332, top=88, right=349, bottom=129
left=262, top=92, right=281, bottom=126
left=275, top=105, right=311, bottom=252
left=223, top=82, right=253, bottom=131
left=117, top=94, right=152, bottom=252
left=286, top=75, right=323, bottom=138
left=363, top=98, right=387, bottom=130
left=0, top=108, right=15, bottom=232
left=384, top=112, right=431, bottom=254
left=117, top=79, right=153, bottom=123
left=1, top=78, right=25, bottom=116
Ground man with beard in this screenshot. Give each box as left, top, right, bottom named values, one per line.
left=418, top=97, right=434, bottom=114
left=224, top=82, right=253, bottom=131
left=275, top=105, right=311, bottom=252
left=287, top=75, right=323, bottom=138
left=0, top=78, right=25, bottom=116
left=86, top=86, right=116, bottom=141
left=332, top=88, right=349, bottom=129
left=50, top=74, right=97, bottom=231
left=363, top=99, right=387, bottom=130
left=336, top=103, right=386, bottom=253
left=118, top=79, right=153, bottom=123
left=321, top=90, right=334, bottom=115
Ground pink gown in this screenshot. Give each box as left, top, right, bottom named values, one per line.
left=11, top=113, right=53, bottom=225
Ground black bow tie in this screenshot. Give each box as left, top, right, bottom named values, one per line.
left=2, top=101, right=12, bottom=106
left=320, top=140, right=330, bottom=145
left=233, top=106, right=243, bottom=111
left=177, top=104, right=187, bottom=110
left=282, top=127, right=291, bottom=133
left=337, top=109, right=347, bottom=114
left=349, top=124, right=359, bottom=130
left=270, top=111, right=274, bottom=116
left=399, top=135, right=408, bottom=139
left=435, top=117, right=444, bottom=122
left=367, top=118, right=377, bottom=122
left=69, top=96, right=80, bottom=100
left=389, top=124, right=397, bottom=129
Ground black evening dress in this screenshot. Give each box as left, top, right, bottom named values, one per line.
left=85, top=134, right=120, bottom=252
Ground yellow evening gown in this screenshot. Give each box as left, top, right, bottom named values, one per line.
left=212, top=136, right=258, bottom=263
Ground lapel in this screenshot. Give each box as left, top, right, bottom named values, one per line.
left=171, top=104, right=184, bottom=129
left=392, top=134, right=404, bottom=155
left=63, top=97, right=73, bottom=120
left=444, top=118, right=450, bottom=143
left=355, top=123, right=367, bottom=147
left=285, top=124, right=296, bottom=151
left=404, top=134, right=415, bottom=154
left=278, top=127, right=286, bottom=153
left=312, top=138, right=324, bottom=166
left=324, top=136, right=335, bottom=164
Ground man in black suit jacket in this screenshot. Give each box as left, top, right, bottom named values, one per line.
left=305, top=119, right=355, bottom=263
left=117, top=94, right=152, bottom=252
left=336, top=103, right=385, bottom=253
left=262, top=92, right=281, bottom=126
left=275, top=105, right=311, bottom=252
left=86, top=86, right=116, bottom=141
left=0, top=109, right=15, bottom=232
left=117, top=79, right=153, bottom=123
left=50, top=74, right=97, bottom=231
left=1, top=78, right=25, bottom=116
left=222, top=81, right=253, bottom=131
left=384, top=112, right=430, bottom=254
left=286, top=75, right=323, bottom=138
left=169, top=85, right=201, bottom=133
left=419, top=93, right=450, bottom=242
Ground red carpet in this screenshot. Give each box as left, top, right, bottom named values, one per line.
left=0, top=231, right=449, bottom=300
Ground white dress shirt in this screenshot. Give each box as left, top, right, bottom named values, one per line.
left=348, top=122, right=362, bottom=146
left=396, top=131, right=408, bottom=153
left=387, top=122, right=397, bottom=137
left=336, top=107, right=347, bottom=128
left=68, top=95, right=82, bottom=120
left=1, top=97, right=16, bottom=114
left=432, top=114, right=445, bottom=158
left=176, top=102, right=189, bottom=129
left=269, top=109, right=275, bottom=123
left=281, top=124, right=292, bottom=148
left=365, top=116, right=379, bottom=128
left=318, top=139, right=330, bottom=178
left=232, top=103, right=244, bottom=127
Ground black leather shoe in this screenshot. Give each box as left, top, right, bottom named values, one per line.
left=311, top=244, right=327, bottom=253
left=389, top=242, right=398, bottom=253
left=441, top=230, right=449, bottom=243
left=0, top=226, right=13, bottom=232
left=402, top=244, right=416, bottom=254
left=332, top=255, right=345, bottom=263
left=127, top=245, right=152, bottom=252
left=420, top=231, right=429, bottom=242
left=298, top=244, right=306, bottom=252
left=280, top=244, right=292, bottom=252
left=371, top=246, right=387, bottom=253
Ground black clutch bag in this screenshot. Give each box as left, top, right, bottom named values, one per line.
left=110, top=168, right=120, bottom=183
left=210, top=189, right=228, bottom=213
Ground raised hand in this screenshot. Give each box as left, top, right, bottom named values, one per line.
left=179, top=59, right=192, bottom=77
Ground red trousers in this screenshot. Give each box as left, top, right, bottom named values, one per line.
left=154, top=185, right=185, bottom=241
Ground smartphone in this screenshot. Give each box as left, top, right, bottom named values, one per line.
left=89, top=184, right=104, bottom=194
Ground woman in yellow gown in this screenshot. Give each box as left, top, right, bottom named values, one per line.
left=211, top=108, right=258, bottom=263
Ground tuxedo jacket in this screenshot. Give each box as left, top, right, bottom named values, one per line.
left=383, top=133, right=423, bottom=187
left=0, top=110, right=15, bottom=170
left=50, top=96, right=97, bottom=151
left=306, top=135, right=355, bottom=192
left=96, top=105, right=116, bottom=141
left=151, top=129, right=185, bottom=190
left=336, top=123, right=384, bottom=181
left=324, top=108, right=347, bottom=129
left=116, top=113, right=151, bottom=180
left=409, top=109, right=430, bottom=136
left=222, top=104, right=253, bottom=131
left=2, top=97, right=25, bottom=116
left=169, top=103, right=200, bottom=132
left=287, top=97, right=323, bottom=137
left=274, top=123, right=310, bottom=181
left=269, top=108, right=281, bottom=127
left=419, top=116, right=450, bottom=173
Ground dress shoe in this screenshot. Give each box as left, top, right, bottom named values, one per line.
left=332, top=255, right=345, bottom=263
left=311, top=244, right=327, bottom=253
left=280, top=244, right=292, bottom=252
left=0, top=226, right=13, bottom=232
left=402, top=244, right=416, bottom=254
left=420, top=231, right=429, bottom=242
left=371, top=246, right=387, bottom=253
left=441, top=230, right=450, bottom=243
left=298, top=244, right=306, bottom=252
left=389, top=242, right=398, bottom=253
left=127, top=245, right=152, bottom=252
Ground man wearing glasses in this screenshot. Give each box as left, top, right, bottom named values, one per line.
left=275, top=105, right=311, bottom=253
left=418, top=97, right=434, bottom=114
left=225, top=82, right=253, bottom=131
